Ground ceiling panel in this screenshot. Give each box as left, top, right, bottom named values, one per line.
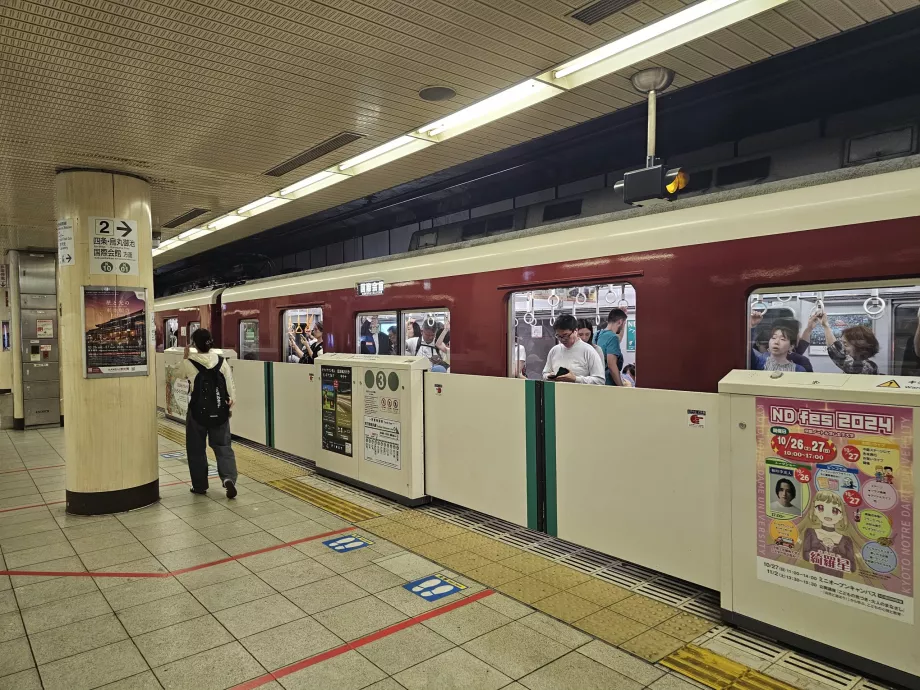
left=0, top=0, right=915, bottom=268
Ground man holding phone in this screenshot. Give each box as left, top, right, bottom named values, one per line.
left=542, top=314, right=604, bottom=385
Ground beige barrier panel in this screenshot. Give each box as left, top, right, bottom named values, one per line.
left=272, top=361, right=318, bottom=459
left=424, top=373, right=530, bottom=527
left=227, top=358, right=266, bottom=445
left=553, top=385, right=720, bottom=590
left=155, top=352, right=166, bottom=410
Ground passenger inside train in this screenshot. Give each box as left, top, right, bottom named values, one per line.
left=542, top=314, right=604, bottom=385
left=288, top=321, right=324, bottom=364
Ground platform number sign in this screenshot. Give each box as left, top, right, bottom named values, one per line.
left=90, top=217, right=138, bottom=276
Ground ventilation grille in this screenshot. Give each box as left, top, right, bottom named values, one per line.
left=162, top=208, right=210, bottom=229
left=263, top=132, right=364, bottom=177
left=775, top=653, right=860, bottom=689
left=571, top=0, right=643, bottom=24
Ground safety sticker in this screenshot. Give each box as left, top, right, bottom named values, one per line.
left=687, top=409, right=706, bottom=428
left=322, top=534, right=374, bottom=552
left=404, top=574, right=467, bottom=601
left=878, top=379, right=900, bottom=388
left=160, top=452, right=184, bottom=458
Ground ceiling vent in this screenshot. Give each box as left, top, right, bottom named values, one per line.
left=570, top=0, right=643, bottom=25
left=162, top=208, right=210, bottom=229
left=263, top=132, right=364, bottom=177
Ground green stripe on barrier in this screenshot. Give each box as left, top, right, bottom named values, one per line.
left=264, top=362, right=274, bottom=448
left=524, top=380, right=539, bottom=531
left=543, top=382, right=557, bottom=537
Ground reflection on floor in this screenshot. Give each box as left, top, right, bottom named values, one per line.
left=0, top=424, right=894, bottom=690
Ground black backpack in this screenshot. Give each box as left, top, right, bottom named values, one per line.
left=189, top=357, right=230, bottom=428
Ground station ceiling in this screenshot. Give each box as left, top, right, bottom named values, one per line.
left=1, top=0, right=916, bottom=262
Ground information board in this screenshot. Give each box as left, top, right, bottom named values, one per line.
left=57, top=218, right=75, bottom=266
left=321, top=365, right=353, bottom=456
left=83, top=286, right=149, bottom=378
left=89, top=217, right=138, bottom=275
left=363, top=368, right=402, bottom=470
left=755, top=396, right=914, bottom=622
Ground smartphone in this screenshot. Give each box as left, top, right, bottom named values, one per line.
left=548, top=367, right=569, bottom=380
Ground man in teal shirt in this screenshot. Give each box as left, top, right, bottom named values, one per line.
left=595, top=308, right=627, bottom=386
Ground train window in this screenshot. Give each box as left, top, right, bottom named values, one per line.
left=748, top=284, right=920, bottom=376
left=509, top=284, right=636, bottom=384
left=165, top=318, right=179, bottom=349
left=188, top=322, right=200, bottom=342
left=403, top=310, right=451, bottom=372
left=357, top=313, right=397, bottom=355
left=282, top=308, right=324, bottom=363
left=239, top=319, right=259, bottom=360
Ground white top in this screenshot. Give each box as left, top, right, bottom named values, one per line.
left=407, top=336, right=445, bottom=362
left=514, top=344, right=526, bottom=362
left=542, top=339, right=604, bottom=385
left=178, top=349, right=237, bottom=403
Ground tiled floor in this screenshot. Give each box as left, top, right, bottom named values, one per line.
left=0, top=426, right=880, bottom=690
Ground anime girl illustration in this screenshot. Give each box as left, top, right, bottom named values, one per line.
left=800, top=491, right=863, bottom=579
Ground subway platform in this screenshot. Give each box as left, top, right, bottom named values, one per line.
left=0, top=423, right=894, bottom=690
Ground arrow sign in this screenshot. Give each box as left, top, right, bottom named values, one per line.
left=117, top=220, right=136, bottom=237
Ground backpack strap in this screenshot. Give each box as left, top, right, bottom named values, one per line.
left=189, top=359, right=206, bottom=373
left=216, top=356, right=224, bottom=369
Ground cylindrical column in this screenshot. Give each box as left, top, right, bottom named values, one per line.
left=55, top=171, right=158, bottom=514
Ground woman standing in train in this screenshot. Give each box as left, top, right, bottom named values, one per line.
left=576, top=318, right=604, bottom=363
left=819, top=311, right=879, bottom=374
left=288, top=321, right=324, bottom=364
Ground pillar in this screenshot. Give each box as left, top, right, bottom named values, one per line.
left=55, top=171, right=158, bottom=514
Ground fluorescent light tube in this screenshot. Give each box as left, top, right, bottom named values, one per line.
left=207, top=214, right=245, bottom=230
left=338, top=136, right=433, bottom=174
left=545, top=0, right=788, bottom=88
left=237, top=196, right=278, bottom=214
left=177, top=227, right=214, bottom=241
left=238, top=196, right=289, bottom=217
left=416, top=80, right=562, bottom=141
left=279, top=171, right=348, bottom=199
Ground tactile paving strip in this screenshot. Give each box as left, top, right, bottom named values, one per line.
left=662, top=645, right=801, bottom=690
left=268, top=477, right=380, bottom=522
left=157, top=422, right=305, bottom=483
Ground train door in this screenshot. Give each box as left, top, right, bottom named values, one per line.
left=356, top=312, right=397, bottom=355
left=239, top=319, right=259, bottom=360
left=402, top=310, right=450, bottom=372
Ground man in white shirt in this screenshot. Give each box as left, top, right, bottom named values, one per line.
left=542, top=314, right=604, bottom=385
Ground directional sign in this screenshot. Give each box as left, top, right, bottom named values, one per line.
left=90, top=217, right=138, bottom=276
left=57, top=218, right=75, bottom=267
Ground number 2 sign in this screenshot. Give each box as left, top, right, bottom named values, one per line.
left=89, top=217, right=139, bottom=276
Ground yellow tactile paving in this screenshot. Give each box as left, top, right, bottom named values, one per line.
left=655, top=612, right=717, bottom=642
left=497, top=575, right=561, bottom=604
left=464, top=562, right=525, bottom=588
left=531, top=590, right=602, bottom=623
left=620, top=628, right=685, bottom=662
left=662, top=644, right=750, bottom=689
left=567, top=578, right=633, bottom=606
left=573, top=607, right=650, bottom=645
left=529, top=563, right=592, bottom=589
left=498, top=551, right=553, bottom=575
left=439, top=550, right=494, bottom=572
left=468, top=540, right=521, bottom=562
left=267, top=478, right=380, bottom=523
left=610, top=594, right=680, bottom=626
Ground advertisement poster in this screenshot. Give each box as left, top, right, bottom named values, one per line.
left=83, top=286, right=149, bottom=378
left=363, top=368, right=401, bottom=470
left=164, top=363, right=190, bottom=420
left=321, top=365, right=353, bottom=456
left=756, top=397, right=914, bottom=622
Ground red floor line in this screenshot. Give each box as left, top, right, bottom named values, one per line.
left=0, top=526, right=356, bottom=578
left=159, top=480, right=191, bottom=487
left=0, top=463, right=66, bottom=474
left=231, top=589, right=495, bottom=690
left=0, top=499, right=65, bottom=514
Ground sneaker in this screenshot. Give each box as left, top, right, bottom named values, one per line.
left=224, top=480, right=237, bottom=499
left=189, top=487, right=207, bottom=495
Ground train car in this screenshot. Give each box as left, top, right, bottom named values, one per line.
left=219, top=162, right=920, bottom=393
left=152, top=288, right=224, bottom=354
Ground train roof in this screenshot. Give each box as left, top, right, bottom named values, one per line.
left=216, top=156, right=920, bottom=304
left=153, top=287, right=224, bottom=311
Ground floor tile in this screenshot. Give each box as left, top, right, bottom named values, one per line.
left=256, top=559, right=336, bottom=591
left=574, top=608, right=649, bottom=646
left=358, top=624, right=453, bottom=675
left=568, top=579, right=633, bottom=607
left=532, top=590, right=602, bottom=623
left=498, top=576, right=560, bottom=604
left=610, top=595, right=680, bottom=627
left=313, top=548, right=383, bottom=574
left=0, top=528, right=67, bottom=554
left=153, top=641, right=265, bottom=690
left=6, top=556, right=87, bottom=586
left=80, top=542, right=153, bottom=571
left=411, top=539, right=466, bottom=561
left=469, top=541, right=521, bottom=562
left=13, top=574, right=97, bottom=609
left=37, top=638, right=148, bottom=690
left=197, top=519, right=262, bottom=543
left=0, top=590, right=16, bottom=615
left=578, top=639, right=666, bottom=685
left=192, top=573, right=277, bottom=612
left=519, top=650, right=642, bottom=690
left=385, top=529, right=440, bottom=549
left=278, top=649, right=385, bottom=690
left=649, top=674, right=709, bottom=690
left=517, top=612, right=594, bottom=649
left=264, top=520, right=330, bottom=542
left=240, top=616, right=343, bottom=671
left=341, top=564, right=406, bottom=593
left=465, top=562, right=523, bottom=588
left=61, top=519, right=128, bottom=542
left=29, top=612, right=128, bottom=664
left=92, top=557, right=170, bottom=590
left=283, top=575, right=368, bottom=615
left=129, top=519, right=195, bottom=542
left=439, top=550, right=494, bottom=573
left=362, top=680, right=407, bottom=690
left=116, top=591, right=209, bottom=636
left=215, top=593, right=306, bottom=638
left=529, top=564, right=592, bottom=589
left=216, top=531, right=284, bottom=556
left=479, top=593, right=533, bottom=620
left=655, top=612, right=717, bottom=643
left=97, top=670, right=164, bottom=689
left=156, top=543, right=228, bottom=571
left=418, top=522, right=467, bottom=539
left=394, top=647, right=511, bottom=690
left=69, top=530, right=140, bottom=555
left=174, top=560, right=250, bottom=591
left=373, top=552, right=441, bottom=580
left=0, top=636, right=34, bottom=677
left=421, top=600, right=511, bottom=644
left=373, top=582, right=463, bottom=617
left=20, top=590, right=112, bottom=634
left=238, top=546, right=307, bottom=574
left=0, top=611, right=24, bottom=643
left=314, top=595, right=407, bottom=641
left=180, top=511, right=238, bottom=530
left=620, top=629, right=685, bottom=662
left=142, top=530, right=211, bottom=556
left=3, top=541, right=75, bottom=569
left=102, top=576, right=186, bottom=611
left=228, top=501, right=291, bottom=521
left=462, top=620, right=570, bottom=679
left=134, top=614, right=234, bottom=667
left=499, top=552, right=552, bottom=576
left=249, top=509, right=308, bottom=531
left=0, top=668, right=42, bottom=690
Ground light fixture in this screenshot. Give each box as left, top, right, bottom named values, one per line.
left=416, top=80, right=562, bottom=141
left=207, top=214, right=245, bottom=230
left=279, top=170, right=349, bottom=199
left=237, top=195, right=290, bottom=217
left=337, top=135, right=433, bottom=175
left=544, top=0, right=787, bottom=88
left=177, top=227, right=214, bottom=241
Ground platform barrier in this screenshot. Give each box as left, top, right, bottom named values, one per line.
left=155, top=352, right=166, bottom=411
left=227, top=358, right=269, bottom=445
left=271, top=361, right=318, bottom=459
left=550, top=383, right=720, bottom=590
left=424, top=373, right=533, bottom=529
